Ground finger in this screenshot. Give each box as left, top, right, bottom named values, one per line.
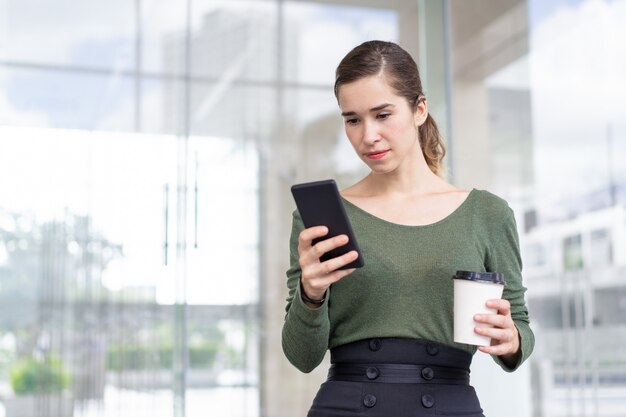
left=300, top=234, right=351, bottom=267
left=321, top=267, right=357, bottom=286
left=312, top=234, right=351, bottom=261
left=486, top=298, right=511, bottom=314
left=477, top=343, right=512, bottom=356
left=317, top=250, right=359, bottom=276
left=474, top=326, right=512, bottom=343
left=298, top=226, right=329, bottom=250
left=301, top=250, right=358, bottom=287
left=478, top=331, right=517, bottom=356
left=473, top=313, right=509, bottom=329
left=476, top=324, right=520, bottom=356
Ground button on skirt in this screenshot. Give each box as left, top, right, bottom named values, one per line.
left=307, top=338, right=485, bottom=417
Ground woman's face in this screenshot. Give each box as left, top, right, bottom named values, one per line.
left=337, top=74, right=427, bottom=174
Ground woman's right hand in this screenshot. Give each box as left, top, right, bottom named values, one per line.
left=298, top=225, right=359, bottom=307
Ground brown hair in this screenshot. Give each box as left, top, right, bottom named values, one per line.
left=334, top=40, right=446, bottom=175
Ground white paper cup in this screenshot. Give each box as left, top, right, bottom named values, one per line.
left=452, top=271, right=505, bottom=346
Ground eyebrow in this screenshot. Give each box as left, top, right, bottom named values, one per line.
left=341, top=103, right=394, bottom=117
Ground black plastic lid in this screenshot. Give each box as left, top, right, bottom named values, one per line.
left=452, top=270, right=505, bottom=285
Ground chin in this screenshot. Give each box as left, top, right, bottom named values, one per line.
left=367, top=163, right=396, bottom=175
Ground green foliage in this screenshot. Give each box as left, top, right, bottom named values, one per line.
left=10, top=357, right=71, bottom=395
left=107, top=341, right=235, bottom=371
left=0, top=347, right=15, bottom=377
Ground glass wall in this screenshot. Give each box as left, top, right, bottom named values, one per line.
left=2, top=1, right=625, bottom=416
left=0, top=0, right=266, bottom=416
left=444, top=0, right=626, bottom=416
left=0, top=1, right=409, bottom=416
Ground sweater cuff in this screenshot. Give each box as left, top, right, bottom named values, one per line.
left=291, top=281, right=330, bottom=325
left=493, top=321, right=534, bottom=372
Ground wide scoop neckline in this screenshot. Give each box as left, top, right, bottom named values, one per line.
left=340, top=188, right=477, bottom=229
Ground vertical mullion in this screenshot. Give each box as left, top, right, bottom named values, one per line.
left=442, top=0, right=454, bottom=180
left=173, top=1, right=192, bottom=416
left=135, top=0, right=142, bottom=132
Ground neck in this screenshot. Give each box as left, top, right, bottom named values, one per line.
left=365, top=156, right=447, bottom=197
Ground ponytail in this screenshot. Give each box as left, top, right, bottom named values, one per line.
left=418, top=113, right=446, bottom=176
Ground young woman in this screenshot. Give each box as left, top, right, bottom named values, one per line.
left=282, top=40, right=534, bottom=417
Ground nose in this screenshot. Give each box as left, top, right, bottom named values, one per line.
left=362, top=119, right=381, bottom=145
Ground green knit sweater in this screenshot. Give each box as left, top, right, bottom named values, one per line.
left=281, top=188, right=534, bottom=374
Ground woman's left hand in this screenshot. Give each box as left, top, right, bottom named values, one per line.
left=473, top=299, right=520, bottom=362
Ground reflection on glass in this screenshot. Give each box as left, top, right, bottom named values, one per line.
left=448, top=0, right=626, bottom=415
left=283, top=1, right=398, bottom=85
left=0, top=69, right=134, bottom=130
left=0, top=127, right=259, bottom=416
left=527, top=0, right=626, bottom=384
left=140, top=0, right=187, bottom=75
left=190, top=0, right=277, bottom=82
left=188, top=84, right=275, bottom=139
left=589, top=229, right=612, bottom=268
left=1, top=0, right=134, bottom=69
left=186, top=137, right=259, bottom=305
left=562, top=234, right=583, bottom=272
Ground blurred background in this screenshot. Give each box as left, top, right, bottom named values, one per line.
left=0, top=0, right=625, bottom=416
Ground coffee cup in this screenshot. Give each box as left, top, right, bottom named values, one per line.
left=452, top=270, right=505, bottom=346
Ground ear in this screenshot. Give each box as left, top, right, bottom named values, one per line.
left=413, top=97, right=428, bottom=127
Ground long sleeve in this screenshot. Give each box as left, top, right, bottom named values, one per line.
left=485, top=205, right=535, bottom=372
left=280, top=190, right=535, bottom=374
left=281, top=210, right=331, bottom=373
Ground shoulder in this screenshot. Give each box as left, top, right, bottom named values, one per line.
left=470, top=189, right=515, bottom=220
left=469, top=191, right=521, bottom=251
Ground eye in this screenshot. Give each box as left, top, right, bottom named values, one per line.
left=377, top=113, right=391, bottom=120
left=344, top=118, right=359, bottom=126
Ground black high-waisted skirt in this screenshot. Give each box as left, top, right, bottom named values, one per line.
left=307, top=338, right=485, bottom=417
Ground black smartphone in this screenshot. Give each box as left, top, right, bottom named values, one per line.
left=290, top=179, right=364, bottom=269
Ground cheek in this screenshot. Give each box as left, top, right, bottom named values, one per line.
left=384, top=119, right=410, bottom=139
left=399, top=118, right=419, bottom=139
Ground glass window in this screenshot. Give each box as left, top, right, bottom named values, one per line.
left=283, top=2, right=398, bottom=86
left=590, top=228, right=612, bottom=268
left=190, top=0, right=278, bottom=82
left=443, top=0, right=626, bottom=415
left=2, top=0, right=134, bottom=69
left=0, top=68, right=135, bottom=130
left=525, top=242, right=546, bottom=268
left=0, top=127, right=259, bottom=416
left=563, top=234, right=583, bottom=272
left=594, top=287, right=626, bottom=326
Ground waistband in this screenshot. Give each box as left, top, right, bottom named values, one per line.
left=328, top=338, right=471, bottom=385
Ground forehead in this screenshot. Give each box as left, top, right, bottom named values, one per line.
left=337, top=75, right=401, bottom=111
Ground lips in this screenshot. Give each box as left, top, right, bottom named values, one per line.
left=366, top=150, right=389, bottom=160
